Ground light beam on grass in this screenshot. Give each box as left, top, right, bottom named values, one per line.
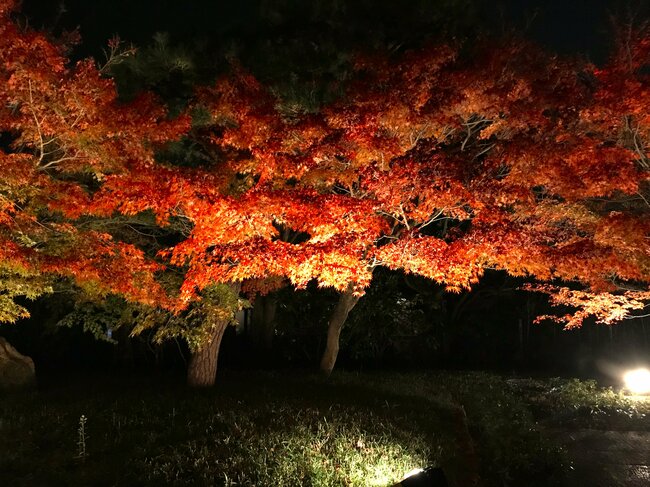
left=402, top=468, right=424, bottom=479
left=395, top=466, right=448, bottom=486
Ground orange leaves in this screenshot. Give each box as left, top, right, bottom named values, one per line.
left=594, top=212, right=650, bottom=255
left=0, top=11, right=189, bottom=312
left=0, top=1, right=648, bottom=329
left=362, top=155, right=474, bottom=226
left=39, top=231, right=169, bottom=306
left=0, top=0, right=16, bottom=15
left=102, top=38, right=648, bottom=320
left=0, top=198, right=15, bottom=227
left=175, top=236, right=374, bottom=303
left=0, top=236, right=32, bottom=270
left=375, top=233, right=484, bottom=292
left=1, top=16, right=190, bottom=178
left=526, top=285, right=649, bottom=329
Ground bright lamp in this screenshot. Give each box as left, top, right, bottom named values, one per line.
left=623, top=368, right=650, bottom=395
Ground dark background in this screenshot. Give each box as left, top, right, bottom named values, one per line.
left=21, top=0, right=636, bottom=60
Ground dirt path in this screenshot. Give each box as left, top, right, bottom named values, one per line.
left=548, top=429, right=650, bottom=487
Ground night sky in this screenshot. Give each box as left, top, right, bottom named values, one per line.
left=21, top=0, right=634, bottom=61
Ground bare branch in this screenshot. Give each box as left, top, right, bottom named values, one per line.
left=27, top=79, right=46, bottom=164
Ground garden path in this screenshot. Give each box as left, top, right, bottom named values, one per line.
left=549, top=428, right=650, bottom=487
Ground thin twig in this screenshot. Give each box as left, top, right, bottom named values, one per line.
left=27, top=79, right=46, bottom=164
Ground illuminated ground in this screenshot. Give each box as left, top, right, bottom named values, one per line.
left=0, top=371, right=564, bottom=486
left=5, top=371, right=648, bottom=486
left=509, top=378, right=650, bottom=487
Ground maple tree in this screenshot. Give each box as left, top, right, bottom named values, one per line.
left=0, top=2, right=186, bottom=330
left=1, top=0, right=648, bottom=386
left=177, top=39, right=649, bottom=374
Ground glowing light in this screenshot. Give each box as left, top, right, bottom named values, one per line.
left=623, top=368, right=650, bottom=395
left=399, top=467, right=449, bottom=486
left=402, top=468, right=424, bottom=480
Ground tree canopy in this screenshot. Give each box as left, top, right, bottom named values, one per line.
left=0, top=0, right=648, bottom=384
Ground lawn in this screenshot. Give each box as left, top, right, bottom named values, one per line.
left=508, top=377, right=650, bottom=431
left=1, top=370, right=566, bottom=486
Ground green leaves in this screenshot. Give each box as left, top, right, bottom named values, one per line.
left=0, top=265, right=53, bottom=323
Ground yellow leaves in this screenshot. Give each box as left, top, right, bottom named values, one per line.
left=373, top=234, right=486, bottom=291
left=285, top=251, right=371, bottom=293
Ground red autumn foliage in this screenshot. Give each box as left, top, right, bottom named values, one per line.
left=0, top=0, right=648, bottom=331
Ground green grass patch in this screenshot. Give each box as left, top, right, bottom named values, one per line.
left=0, top=370, right=567, bottom=486
left=1, top=371, right=450, bottom=486
left=508, top=377, right=650, bottom=431
left=330, top=371, right=567, bottom=486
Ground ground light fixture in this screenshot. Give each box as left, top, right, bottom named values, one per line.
left=623, top=368, right=650, bottom=395
left=393, top=466, right=448, bottom=486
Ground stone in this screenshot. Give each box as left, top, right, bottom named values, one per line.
left=0, top=337, right=36, bottom=390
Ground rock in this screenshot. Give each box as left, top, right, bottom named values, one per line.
left=0, top=337, right=36, bottom=390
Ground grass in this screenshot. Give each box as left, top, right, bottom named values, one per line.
left=508, top=377, right=650, bottom=431
left=332, top=371, right=568, bottom=486
left=0, top=370, right=567, bottom=486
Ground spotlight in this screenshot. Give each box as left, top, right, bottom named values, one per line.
left=623, top=368, right=650, bottom=395
left=394, top=466, right=448, bottom=487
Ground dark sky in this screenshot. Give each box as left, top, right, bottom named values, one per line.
left=21, top=0, right=639, bottom=62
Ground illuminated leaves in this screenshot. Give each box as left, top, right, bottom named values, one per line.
left=525, top=285, right=650, bottom=330
left=0, top=1, right=648, bottom=332
left=0, top=8, right=186, bottom=320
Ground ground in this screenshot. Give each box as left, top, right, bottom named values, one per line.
left=509, top=377, right=650, bottom=487
left=1, top=370, right=648, bottom=486
left=551, top=429, right=650, bottom=487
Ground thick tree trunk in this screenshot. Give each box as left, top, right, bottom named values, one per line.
left=187, top=317, right=229, bottom=387
left=320, top=284, right=360, bottom=376
left=187, top=282, right=241, bottom=388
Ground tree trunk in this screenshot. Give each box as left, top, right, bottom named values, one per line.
left=113, top=325, right=134, bottom=369
left=320, top=284, right=360, bottom=376
left=250, top=293, right=277, bottom=351
left=187, top=317, right=229, bottom=387
left=261, top=295, right=277, bottom=350
left=187, top=282, right=241, bottom=388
